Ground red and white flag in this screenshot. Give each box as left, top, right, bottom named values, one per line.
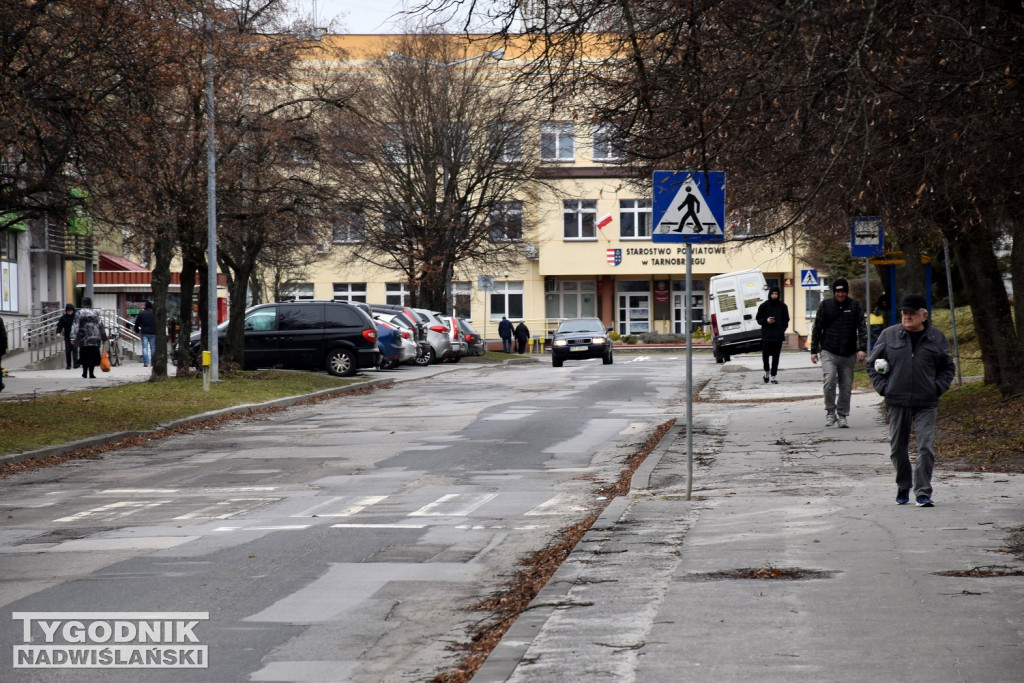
left=597, top=213, right=613, bottom=230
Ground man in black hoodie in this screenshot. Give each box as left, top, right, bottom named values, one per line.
left=810, top=278, right=866, bottom=428
left=755, top=286, right=790, bottom=383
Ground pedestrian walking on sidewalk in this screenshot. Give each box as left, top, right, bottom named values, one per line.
left=498, top=316, right=514, bottom=353
left=867, top=294, right=956, bottom=507
left=0, top=315, right=7, bottom=392
left=72, top=297, right=107, bottom=379
left=55, top=303, right=79, bottom=369
left=755, top=286, right=789, bottom=384
left=514, top=321, right=530, bottom=354
left=809, top=278, right=866, bottom=428
left=134, top=301, right=157, bottom=367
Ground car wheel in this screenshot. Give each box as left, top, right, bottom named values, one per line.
left=603, top=350, right=613, bottom=365
left=713, top=347, right=725, bottom=364
left=325, top=348, right=357, bottom=377
left=447, top=354, right=461, bottom=363
left=552, top=357, right=563, bottom=367
left=414, top=347, right=436, bottom=366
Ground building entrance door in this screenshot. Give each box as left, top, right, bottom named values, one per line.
left=617, top=294, right=650, bottom=335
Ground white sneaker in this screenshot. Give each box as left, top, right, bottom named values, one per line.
left=837, top=415, right=849, bottom=428
left=770, top=376, right=778, bottom=384
left=825, top=413, right=837, bottom=428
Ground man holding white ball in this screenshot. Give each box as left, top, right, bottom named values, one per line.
left=867, top=294, right=957, bottom=507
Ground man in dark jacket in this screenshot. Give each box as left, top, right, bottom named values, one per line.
left=867, top=294, right=955, bottom=507
left=513, top=321, right=530, bottom=354
left=810, top=278, right=866, bottom=428
left=134, top=301, right=157, bottom=367
left=55, top=303, right=79, bottom=369
left=755, top=286, right=789, bottom=384
left=0, top=315, right=7, bottom=392
left=498, top=316, right=514, bottom=353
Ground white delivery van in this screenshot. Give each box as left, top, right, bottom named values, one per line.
left=708, top=268, right=769, bottom=363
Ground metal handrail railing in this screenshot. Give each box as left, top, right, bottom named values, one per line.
left=8, top=309, right=140, bottom=364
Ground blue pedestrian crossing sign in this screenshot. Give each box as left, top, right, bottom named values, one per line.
left=801, top=269, right=819, bottom=287
left=652, top=171, right=725, bottom=243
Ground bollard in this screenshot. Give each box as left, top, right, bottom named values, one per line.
left=202, top=350, right=211, bottom=392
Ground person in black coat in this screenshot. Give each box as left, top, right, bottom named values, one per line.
left=0, top=315, right=7, bottom=392
left=755, top=286, right=790, bottom=384
left=55, top=303, right=79, bottom=369
left=513, top=321, right=530, bottom=354
left=498, top=316, right=514, bottom=353
left=134, top=301, right=157, bottom=367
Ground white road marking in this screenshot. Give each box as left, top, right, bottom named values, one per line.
left=54, top=501, right=170, bottom=523
left=525, top=494, right=590, bottom=516
left=172, top=498, right=279, bottom=520
left=330, top=523, right=427, bottom=529
left=408, top=493, right=498, bottom=517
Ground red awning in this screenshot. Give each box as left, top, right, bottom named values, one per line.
left=99, top=251, right=148, bottom=271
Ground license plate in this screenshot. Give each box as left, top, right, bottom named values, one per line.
left=570, top=345, right=588, bottom=351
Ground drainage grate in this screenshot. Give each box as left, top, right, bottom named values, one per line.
left=934, top=565, right=1024, bottom=577
left=684, top=566, right=837, bottom=581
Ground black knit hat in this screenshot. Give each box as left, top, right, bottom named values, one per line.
left=832, top=278, right=849, bottom=293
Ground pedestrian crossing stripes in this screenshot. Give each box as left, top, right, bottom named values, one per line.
left=45, top=492, right=592, bottom=527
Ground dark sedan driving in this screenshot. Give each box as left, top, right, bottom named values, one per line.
left=550, top=317, right=614, bottom=367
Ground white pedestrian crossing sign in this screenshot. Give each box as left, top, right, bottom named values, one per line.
left=801, top=269, right=819, bottom=287
left=652, top=171, right=725, bottom=243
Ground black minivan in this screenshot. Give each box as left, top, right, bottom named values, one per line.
left=189, top=301, right=380, bottom=376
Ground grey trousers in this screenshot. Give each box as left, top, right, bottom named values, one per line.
left=820, top=350, right=856, bottom=417
left=887, top=404, right=937, bottom=497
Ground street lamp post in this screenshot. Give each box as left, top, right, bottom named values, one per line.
left=203, top=25, right=325, bottom=383
left=387, top=48, right=504, bottom=316
left=204, top=18, right=220, bottom=382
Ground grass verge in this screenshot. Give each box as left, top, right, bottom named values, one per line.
left=0, top=370, right=362, bottom=457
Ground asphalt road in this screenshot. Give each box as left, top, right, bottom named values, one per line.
left=0, top=353, right=700, bottom=681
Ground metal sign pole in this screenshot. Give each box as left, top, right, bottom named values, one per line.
left=685, top=244, right=694, bottom=500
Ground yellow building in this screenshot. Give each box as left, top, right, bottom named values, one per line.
left=297, top=34, right=824, bottom=347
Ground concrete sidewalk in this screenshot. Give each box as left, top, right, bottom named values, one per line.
left=1, top=349, right=155, bottom=401
left=478, top=353, right=1024, bottom=682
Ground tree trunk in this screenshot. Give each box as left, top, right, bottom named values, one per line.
left=175, top=254, right=199, bottom=374
left=947, top=227, right=1024, bottom=398
left=223, top=257, right=255, bottom=367
left=149, top=229, right=174, bottom=380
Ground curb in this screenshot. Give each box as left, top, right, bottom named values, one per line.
left=0, top=377, right=395, bottom=469
left=472, top=421, right=682, bottom=683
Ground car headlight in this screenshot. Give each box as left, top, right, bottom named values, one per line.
left=553, top=339, right=567, bottom=347
left=592, top=337, right=606, bottom=345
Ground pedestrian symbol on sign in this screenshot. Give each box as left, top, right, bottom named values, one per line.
left=801, top=269, right=819, bottom=287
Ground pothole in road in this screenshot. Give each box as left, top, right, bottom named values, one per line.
left=683, top=566, right=838, bottom=581
left=16, top=527, right=115, bottom=545
left=934, top=565, right=1024, bottom=577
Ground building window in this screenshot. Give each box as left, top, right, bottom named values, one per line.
left=384, top=123, right=408, bottom=164
left=453, top=281, right=472, bottom=318
left=489, top=201, right=523, bottom=241
left=619, top=199, right=652, bottom=239
left=545, top=280, right=597, bottom=320
left=489, top=123, right=523, bottom=162
left=0, top=229, right=17, bottom=312
left=563, top=200, right=597, bottom=240
left=332, top=206, right=366, bottom=244
left=541, top=121, right=574, bottom=161
left=282, top=283, right=314, bottom=301
left=490, top=281, right=523, bottom=321
left=385, top=282, right=410, bottom=306
left=592, top=123, right=622, bottom=161
left=333, top=283, right=367, bottom=303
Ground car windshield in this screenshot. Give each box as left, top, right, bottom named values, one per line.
left=558, top=320, right=604, bottom=334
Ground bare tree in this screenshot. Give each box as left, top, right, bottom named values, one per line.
left=422, top=0, right=1023, bottom=396
left=322, top=31, right=548, bottom=314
